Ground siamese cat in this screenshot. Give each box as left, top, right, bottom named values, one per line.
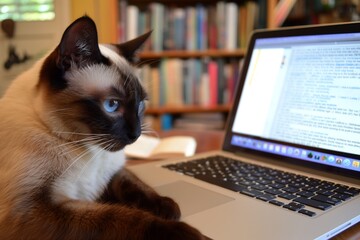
left=0, top=16, right=206, bottom=240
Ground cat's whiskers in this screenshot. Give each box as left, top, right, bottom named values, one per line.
left=54, top=131, right=110, bottom=137
left=56, top=136, right=111, bottom=177
left=141, top=121, right=152, bottom=128
left=140, top=122, right=157, bottom=137
left=58, top=144, right=93, bottom=178
left=53, top=132, right=110, bottom=148
left=135, top=58, right=159, bottom=68
left=74, top=138, right=115, bottom=181
left=56, top=137, right=105, bottom=156
left=123, top=72, right=132, bottom=89
left=141, top=131, right=158, bottom=137
left=48, top=108, right=73, bottom=114
left=55, top=135, right=106, bottom=149
left=57, top=136, right=105, bottom=158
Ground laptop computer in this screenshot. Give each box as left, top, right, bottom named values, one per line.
left=128, top=22, right=360, bottom=240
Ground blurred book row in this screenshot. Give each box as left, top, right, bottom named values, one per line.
left=118, top=1, right=266, bottom=51
left=139, top=58, right=242, bottom=108
left=144, top=112, right=226, bottom=131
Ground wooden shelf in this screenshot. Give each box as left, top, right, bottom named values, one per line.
left=139, top=49, right=246, bottom=59
left=129, top=0, right=230, bottom=6
left=146, top=105, right=231, bottom=114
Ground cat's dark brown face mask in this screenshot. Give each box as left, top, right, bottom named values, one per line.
left=37, top=16, right=151, bottom=151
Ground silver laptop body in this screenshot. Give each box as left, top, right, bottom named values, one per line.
left=129, top=22, right=360, bottom=240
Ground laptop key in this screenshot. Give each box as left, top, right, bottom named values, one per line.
left=195, top=175, right=247, bottom=193
left=297, top=191, right=315, bottom=198
left=283, top=202, right=305, bottom=211
left=239, top=188, right=263, bottom=198
left=264, top=188, right=283, bottom=196
left=299, top=209, right=316, bottom=217
left=311, top=194, right=341, bottom=206
left=283, top=186, right=300, bottom=194
left=293, top=197, right=332, bottom=211
left=316, top=189, right=334, bottom=196
left=349, top=187, right=360, bottom=195
left=334, top=187, right=359, bottom=197
left=256, top=194, right=276, bottom=202
left=269, top=199, right=285, bottom=206
left=269, top=183, right=285, bottom=189
left=332, top=193, right=351, bottom=201
left=251, top=183, right=268, bottom=191
left=278, top=192, right=297, bottom=200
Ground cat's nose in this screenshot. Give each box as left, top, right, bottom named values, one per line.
left=126, top=131, right=140, bottom=143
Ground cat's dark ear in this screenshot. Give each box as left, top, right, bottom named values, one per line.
left=57, top=16, right=104, bottom=70
left=116, top=31, right=152, bottom=64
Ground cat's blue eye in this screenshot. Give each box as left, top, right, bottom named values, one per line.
left=103, top=99, right=120, bottom=113
left=138, top=101, right=145, bottom=116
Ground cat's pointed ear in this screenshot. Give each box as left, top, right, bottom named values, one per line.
left=57, top=16, right=104, bottom=70
left=116, top=31, right=152, bottom=64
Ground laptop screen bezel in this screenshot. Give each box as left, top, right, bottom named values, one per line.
left=222, top=22, right=360, bottom=180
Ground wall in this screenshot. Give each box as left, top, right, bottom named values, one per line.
left=0, top=0, right=71, bottom=95
left=70, top=0, right=118, bottom=43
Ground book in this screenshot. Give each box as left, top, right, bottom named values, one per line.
left=173, top=8, right=186, bottom=50
left=225, top=2, right=238, bottom=50
left=173, top=112, right=225, bottom=130
left=126, top=5, right=139, bottom=41
left=118, top=0, right=127, bottom=42
left=185, top=6, right=196, bottom=51
left=151, top=67, right=160, bottom=107
left=124, top=134, right=197, bottom=159
left=208, top=60, right=218, bottom=106
left=118, top=1, right=264, bottom=51
left=216, top=1, right=226, bottom=49
left=150, top=2, right=165, bottom=52
left=140, top=58, right=239, bottom=108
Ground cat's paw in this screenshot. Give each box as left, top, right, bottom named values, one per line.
left=149, top=196, right=181, bottom=220
left=147, top=220, right=208, bottom=240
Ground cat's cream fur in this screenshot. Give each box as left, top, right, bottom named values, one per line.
left=0, top=50, right=124, bottom=215
left=0, top=16, right=206, bottom=239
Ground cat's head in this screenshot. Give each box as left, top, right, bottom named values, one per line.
left=37, top=16, right=151, bottom=151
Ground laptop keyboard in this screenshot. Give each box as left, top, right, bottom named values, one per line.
left=162, top=155, right=360, bottom=217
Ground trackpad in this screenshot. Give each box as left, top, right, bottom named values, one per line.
left=155, top=181, right=234, bottom=217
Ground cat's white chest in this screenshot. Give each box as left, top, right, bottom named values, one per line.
left=52, top=146, right=126, bottom=203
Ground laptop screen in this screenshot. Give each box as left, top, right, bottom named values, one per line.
left=224, top=23, right=360, bottom=175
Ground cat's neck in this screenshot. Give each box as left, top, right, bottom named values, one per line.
left=51, top=144, right=125, bottom=203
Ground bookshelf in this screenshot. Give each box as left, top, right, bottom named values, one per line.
left=116, top=0, right=277, bottom=131
left=146, top=105, right=231, bottom=115
left=145, top=105, right=231, bottom=131
left=70, top=1, right=359, bottom=130
left=139, top=49, right=246, bottom=59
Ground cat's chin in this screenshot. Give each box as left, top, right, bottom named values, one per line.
left=104, top=144, right=126, bottom=152
left=102, top=137, right=139, bottom=152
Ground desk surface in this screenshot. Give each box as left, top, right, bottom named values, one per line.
left=128, top=130, right=359, bottom=240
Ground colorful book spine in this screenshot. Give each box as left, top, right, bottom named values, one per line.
left=150, top=3, right=165, bottom=52
left=126, top=5, right=139, bottom=41
left=185, top=7, right=196, bottom=51
left=208, top=60, right=218, bottom=106
left=225, top=2, right=238, bottom=50
left=140, top=59, right=240, bottom=107
left=174, top=8, right=186, bottom=50
left=118, top=1, right=261, bottom=51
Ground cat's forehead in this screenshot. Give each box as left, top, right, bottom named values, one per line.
left=99, top=45, right=132, bottom=71
left=65, top=45, right=139, bottom=95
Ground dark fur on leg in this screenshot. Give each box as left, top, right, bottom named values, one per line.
left=0, top=194, right=205, bottom=240
left=99, top=168, right=181, bottom=220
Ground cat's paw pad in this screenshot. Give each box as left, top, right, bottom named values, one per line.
left=152, top=196, right=181, bottom=220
